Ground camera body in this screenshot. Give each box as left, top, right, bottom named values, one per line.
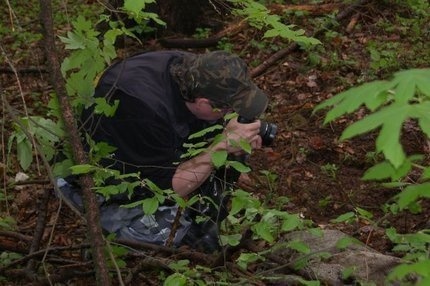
left=237, top=116, right=277, bottom=146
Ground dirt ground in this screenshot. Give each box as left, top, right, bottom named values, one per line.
left=1, top=0, right=430, bottom=284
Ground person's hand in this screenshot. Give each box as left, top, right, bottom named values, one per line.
left=222, top=117, right=262, bottom=154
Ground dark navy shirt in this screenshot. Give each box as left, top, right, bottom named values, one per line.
left=81, top=51, right=209, bottom=192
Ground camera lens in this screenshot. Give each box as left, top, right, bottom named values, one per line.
left=260, top=121, right=277, bottom=146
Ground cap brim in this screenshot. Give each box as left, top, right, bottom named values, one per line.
left=232, top=84, right=268, bottom=120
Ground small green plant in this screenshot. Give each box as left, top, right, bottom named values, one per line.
left=0, top=216, right=17, bottom=231
left=367, top=41, right=401, bottom=74
left=164, top=260, right=214, bottom=286
left=386, top=227, right=430, bottom=285
left=318, top=195, right=332, bottom=208
left=216, top=37, right=235, bottom=52
left=0, top=251, right=22, bottom=266
left=320, top=163, right=338, bottom=179
left=365, top=151, right=383, bottom=164
left=193, top=27, right=211, bottom=39
left=229, top=0, right=321, bottom=46
left=330, top=207, right=374, bottom=226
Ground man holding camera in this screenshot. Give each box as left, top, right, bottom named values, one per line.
left=61, top=50, right=270, bottom=252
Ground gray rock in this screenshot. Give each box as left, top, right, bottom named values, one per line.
left=262, top=229, right=402, bottom=285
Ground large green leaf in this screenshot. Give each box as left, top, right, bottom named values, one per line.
left=340, top=103, right=407, bottom=140
left=341, top=103, right=410, bottom=168
left=123, top=0, right=149, bottom=16
left=392, top=69, right=430, bottom=101
left=397, top=183, right=430, bottom=210
left=314, top=80, right=393, bottom=123
left=410, top=102, right=430, bottom=138
left=375, top=109, right=408, bottom=168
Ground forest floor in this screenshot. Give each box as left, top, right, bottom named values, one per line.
left=1, top=0, right=430, bottom=285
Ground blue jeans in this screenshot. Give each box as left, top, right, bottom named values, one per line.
left=56, top=169, right=239, bottom=252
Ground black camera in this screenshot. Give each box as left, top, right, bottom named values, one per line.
left=237, top=116, right=277, bottom=146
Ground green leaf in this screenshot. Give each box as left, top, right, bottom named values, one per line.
left=252, top=221, right=274, bottom=242
left=411, top=102, right=430, bottom=138
left=397, top=183, right=430, bottom=210
left=392, top=68, right=430, bottom=102
left=388, top=260, right=430, bottom=282
left=342, top=266, right=357, bottom=280
left=17, top=137, right=32, bottom=170
left=220, top=233, right=242, bottom=246
left=336, top=236, right=361, bottom=250
left=92, top=142, right=117, bottom=161
left=163, top=273, right=187, bottom=286
left=421, top=167, right=430, bottom=180
left=211, top=150, right=227, bottom=168
left=287, top=240, right=310, bottom=254
left=141, top=197, right=159, bottom=214
left=229, top=160, right=251, bottom=173
left=340, top=103, right=407, bottom=141
left=236, top=252, right=264, bottom=270
left=314, top=80, right=393, bottom=123
left=281, top=214, right=301, bottom=232
left=94, top=98, right=119, bottom=117
left=363, top=161, right=394, bottom=180
left=364, top=156, right=421, bottom=181
left=188, top=125, right=223, bottom=139
left=58, top=31, right=86, bottom=50
left=355, top=207, right=373, bottom=220
left=238, top=138, right=252, bottom=154
left=340, top=103, right=411, bottom=168
left=331, top=212, right=355, bottom=223
left=53, top=159, right=74, bottom=177
left=375, top=113, right=408, bottom=168
left=70, top=164, right=96, bottom=174
left=96, top=185, right=122, bottom=199
left=230, top=189, right=258, bottom=216
left=123, top=0, right=147, bottom=16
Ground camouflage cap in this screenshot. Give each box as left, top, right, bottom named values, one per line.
left=173, top=51, right=268, bottom=119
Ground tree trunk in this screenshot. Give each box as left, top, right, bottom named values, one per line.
left=106, top=0, right=222, bottom=35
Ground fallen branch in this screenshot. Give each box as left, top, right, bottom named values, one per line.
left=159, top=19, right=247, bottom=49
left=0, top=243, right=90, bottom=273
left=124, top=256, right=172, bottom=285
left=0, top=231, right=32, bottom=242
left=4, top=268, right=94, bottom=286
left=269, top=3, right=345, bottom=15
left=0, top=67, right=48, bottom=74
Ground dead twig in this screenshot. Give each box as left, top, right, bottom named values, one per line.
left=0, top=67, right=48, bottom=74
left=346, top=13, right=360, bottom=33
left=25, top=188, right=51, bottom=272
left=124, top=256, right=172, bottom=285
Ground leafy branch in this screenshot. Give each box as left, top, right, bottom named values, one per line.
left=314, top=68, right=430, bottom=284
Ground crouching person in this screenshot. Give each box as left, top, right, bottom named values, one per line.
left=59, top=50, right=269, bottom=253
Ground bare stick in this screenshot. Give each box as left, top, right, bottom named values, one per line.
left=38, top=0, right=111, bottom=284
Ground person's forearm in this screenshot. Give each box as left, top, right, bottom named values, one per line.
left=172, top=141, right=226, bottom=197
